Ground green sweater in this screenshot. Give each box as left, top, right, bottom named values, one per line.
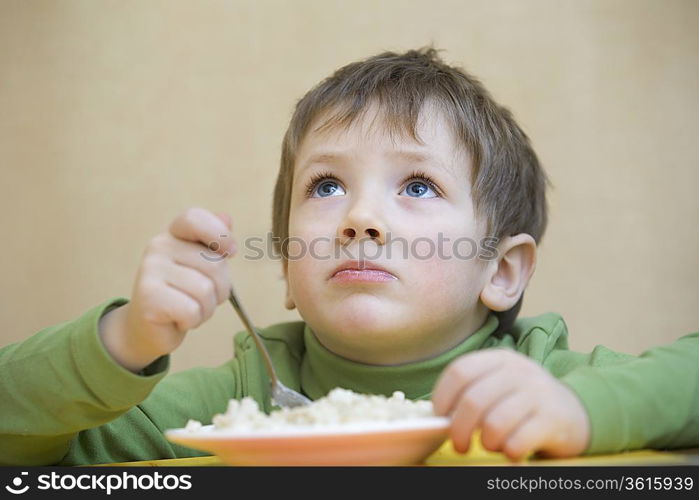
left=1, top=297, right=698, bottom=466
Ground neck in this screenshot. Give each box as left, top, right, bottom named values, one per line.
left=300, top=312, right=500, bottom=400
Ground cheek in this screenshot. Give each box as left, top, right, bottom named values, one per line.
left=402, top=232, right=487, bottom=301
left=284, top=228, right=336, bottom=265
left=285, top=236, right=334, bottom=301
left=286, top=207, right=335, bottom=259
left=288, top=198, right=344, bottom=234
left=286, top=258, right=314, bottom=311
left=410, top=253, right=484, bottom=291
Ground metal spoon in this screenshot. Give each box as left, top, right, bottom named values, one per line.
left=228, top=286, right=311, bottom=409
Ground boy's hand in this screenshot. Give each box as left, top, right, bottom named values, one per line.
left=99, top=207, right=237, bottom=372
left=432, top=349, right=590, bottom=461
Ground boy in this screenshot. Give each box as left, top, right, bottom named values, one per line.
left=1, top=47, right=697, bottom=466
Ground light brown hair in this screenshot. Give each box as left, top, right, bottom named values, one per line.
left=272, top=46, right=551, bottom=333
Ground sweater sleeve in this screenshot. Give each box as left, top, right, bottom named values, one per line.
left=544, top=332, right=699, bottom=455
left=0, top=298, right=240, bottom=466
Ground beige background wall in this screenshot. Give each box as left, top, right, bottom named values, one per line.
left=1, top=0, right=697, bottom=374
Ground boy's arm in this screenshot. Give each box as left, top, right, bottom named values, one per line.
left=0, top=298, right=167, bottom=465
left=545, top=332, right=699, bottom=455
left=60, top=355, right=240, bottom=465
left=0, top=297, right=237, bottom=466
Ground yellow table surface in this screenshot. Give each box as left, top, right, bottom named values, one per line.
left=100, top=434, right=699, bottom=467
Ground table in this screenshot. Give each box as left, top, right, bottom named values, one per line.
left=100, top=439, right=699, bottom=467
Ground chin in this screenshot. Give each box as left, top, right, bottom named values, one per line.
left=325, top=310, right=387, bottom=335
left=307, top=306, right=398, bottom=343
left=329, top=295, right=399, bottom=327
left=308, top=305, right=433, bottom=364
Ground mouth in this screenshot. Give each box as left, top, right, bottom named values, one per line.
left=329, top=260, right=398, bottom=283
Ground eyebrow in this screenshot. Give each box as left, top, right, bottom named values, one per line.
left=298, top=150, right=457, bottom=179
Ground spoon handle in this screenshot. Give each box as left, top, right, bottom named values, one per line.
left=227, top=287, right=279, bottom=386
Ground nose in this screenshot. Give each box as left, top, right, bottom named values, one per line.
left=336, top=204, right=387, bottom=246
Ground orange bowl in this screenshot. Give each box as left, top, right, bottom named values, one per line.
left=165, top=417, right=450, bottom=466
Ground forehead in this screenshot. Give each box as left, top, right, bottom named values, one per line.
left=295, top=101, right=468, bottom=180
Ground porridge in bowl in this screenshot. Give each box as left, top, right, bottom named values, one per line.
left=185, top=388, right=436, bottom=432
left=167, top=388, right=450, bottom=465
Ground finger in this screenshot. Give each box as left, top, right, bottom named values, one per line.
left=215, top=212, right=232, bottom=231
left=166, top=237, right=233, bottom=304
left=480, top=392, right=536, bottom=452
left=449, top=368, right=516, bottom=453
left=142, top=281, right=204, bottom=336
left=169, top=207, right=236, bottom=256
left=502, top=413, right=550, bottom=462
left=163, top=264, right=218, bottom=324
left=432, top=350, right=510, bottom=416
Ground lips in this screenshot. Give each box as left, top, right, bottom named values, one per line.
left=329, top=260, right=397, bottom=280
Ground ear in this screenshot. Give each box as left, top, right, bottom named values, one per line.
left=480, top=233, right=537, bottom=312
left=282, top=259, right=296, bottom=310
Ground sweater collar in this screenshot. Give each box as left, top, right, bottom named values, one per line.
left=300, top=314, right=499, bottom=401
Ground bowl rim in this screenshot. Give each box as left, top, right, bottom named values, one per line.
left=165, top=415, right=450, bottom=440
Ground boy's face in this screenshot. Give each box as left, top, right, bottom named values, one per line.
left=285, top=103, right=491, bottom=365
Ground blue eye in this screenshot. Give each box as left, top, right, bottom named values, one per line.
left=314, top=180, right=344, bottom=197
left=305, top=171, right=346, bottom=198
left=402, top=180, right=437, bottom=198
left=400, top=170, right=440, bottom=198
left=303, top=169, right=441, bottom=199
